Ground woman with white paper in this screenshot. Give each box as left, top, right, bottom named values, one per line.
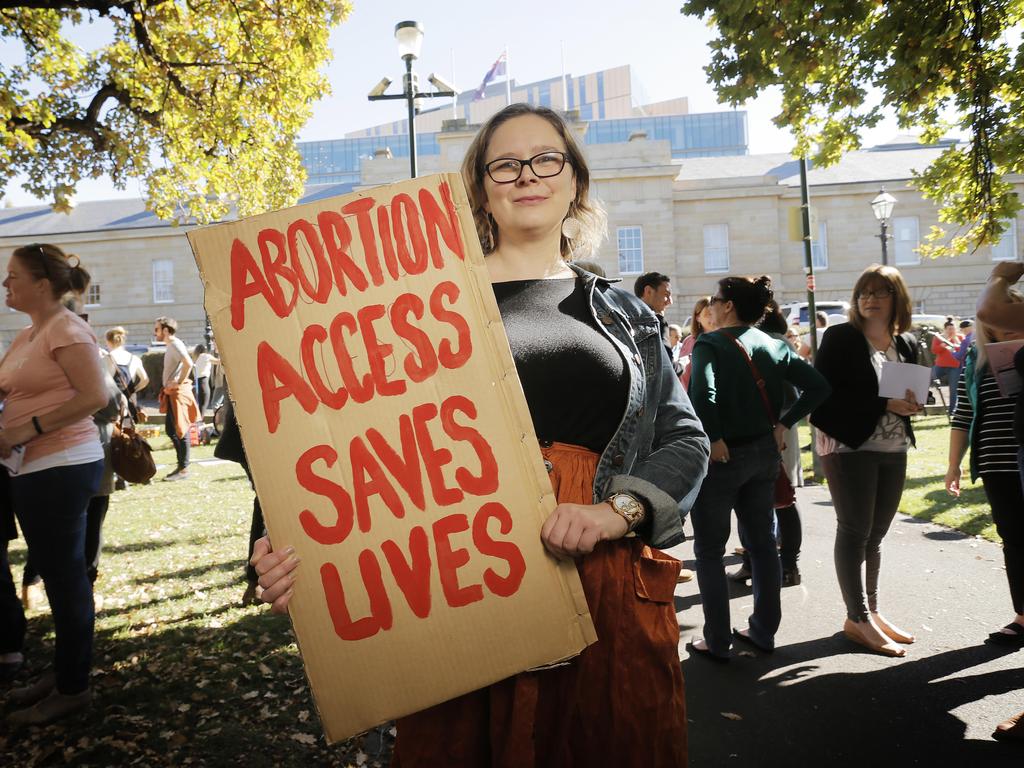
left=810, top=264, right=923, bottom=657
left=251, top=104, right=710, bottom=766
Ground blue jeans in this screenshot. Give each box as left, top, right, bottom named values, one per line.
left=165, top=407, right=190, bottom=470
left=691, top=433, right=782, bottom=655
left=932, top=365, right=959, bottom=414
left=12, top=460, right=103, bottom=694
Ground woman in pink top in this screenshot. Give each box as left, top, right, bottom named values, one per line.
left=0, top=243, right=107, bottom=726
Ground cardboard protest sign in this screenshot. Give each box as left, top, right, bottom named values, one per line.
left=187, top=174, right=596, bottom=743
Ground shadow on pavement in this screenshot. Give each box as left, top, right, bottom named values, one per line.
left=684, top=638, right=1024, bottom=765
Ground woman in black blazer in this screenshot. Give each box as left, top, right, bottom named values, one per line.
left=811, top=265, right=924, bottom=657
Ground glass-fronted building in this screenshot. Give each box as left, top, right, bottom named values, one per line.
left=299, top=65, right=748, bottom=185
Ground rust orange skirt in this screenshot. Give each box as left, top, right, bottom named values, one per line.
left=392, top=442, right=688, bottom=768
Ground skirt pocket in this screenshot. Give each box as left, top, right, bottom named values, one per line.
left=632, top=543, right=680, bottom=603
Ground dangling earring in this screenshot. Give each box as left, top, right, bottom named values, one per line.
left=561, top=216, right=581, bottom=240
left=485, top=213, right=497, bottom=252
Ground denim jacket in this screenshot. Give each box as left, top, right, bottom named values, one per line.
left=568, top=263, right=710, bottom=549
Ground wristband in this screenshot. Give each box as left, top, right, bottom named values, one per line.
left=31, top=416, right=44, bottom=435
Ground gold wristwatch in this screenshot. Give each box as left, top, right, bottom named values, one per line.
left=605, top=492, right=646, bottom=532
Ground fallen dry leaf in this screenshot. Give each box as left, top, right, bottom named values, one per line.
left=720, top=712, right=743, bottom=721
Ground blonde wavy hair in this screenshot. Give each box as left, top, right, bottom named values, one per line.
left=460, top=103, right=606, bottom=260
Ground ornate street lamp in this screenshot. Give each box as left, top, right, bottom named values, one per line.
left=367, top=21, right=458, bottom=179
left=870, top=188, right=897, bottom=265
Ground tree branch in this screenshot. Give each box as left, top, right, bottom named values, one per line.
left=8, top=80, right=159, bottom=154
left=0, top=1, right=130, bottom=13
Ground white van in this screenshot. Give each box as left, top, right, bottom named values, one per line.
left=781, top=301, right=850, bottom=327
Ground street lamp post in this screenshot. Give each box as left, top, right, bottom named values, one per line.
left=367, top=21, right=458, bottom=179
left=871, top=189, right=897, bottom=266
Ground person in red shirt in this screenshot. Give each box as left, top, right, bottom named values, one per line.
left=931, top=319, right=964, bottom=415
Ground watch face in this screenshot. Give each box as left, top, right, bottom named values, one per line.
left=611, top=495, right=639, bottom=519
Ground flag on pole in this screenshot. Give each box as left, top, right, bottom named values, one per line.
left=474, top=52, right=507, bottom=101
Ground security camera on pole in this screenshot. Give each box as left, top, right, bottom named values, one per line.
left=367, top=21, right=459, bottom=179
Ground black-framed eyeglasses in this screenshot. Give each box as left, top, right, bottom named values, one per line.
left=709, top=295, right=727, bottom=305
left=485, top=151, right=570, bottom=184
left=857, top=288, right=895, bottom=300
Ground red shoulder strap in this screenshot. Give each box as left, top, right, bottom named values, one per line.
left=718, top=330, right=777, bottom=426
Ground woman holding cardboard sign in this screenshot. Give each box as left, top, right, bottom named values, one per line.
left=253, top=103, right=710, bottom=766
left=811, top=264, right=923, bottom=658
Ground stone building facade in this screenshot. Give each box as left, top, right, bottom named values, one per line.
left=0, top=127, right=1019, bottom=348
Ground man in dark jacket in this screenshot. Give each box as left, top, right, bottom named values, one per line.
left=634, top=272, right=674, bottom=355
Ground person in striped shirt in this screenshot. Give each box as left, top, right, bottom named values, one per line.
left=945, top=289, right=1024, bottom=651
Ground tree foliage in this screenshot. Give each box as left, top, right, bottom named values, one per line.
left=0, top=1, right=351, bottom=222
left=682, top=0, right=1024, bottom=256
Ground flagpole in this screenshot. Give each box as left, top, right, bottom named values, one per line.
left=561, top=41, right=568, bottom=111
left=505, top=45, right=511, bottom=106
left=451, top=48, right=457, bottom=120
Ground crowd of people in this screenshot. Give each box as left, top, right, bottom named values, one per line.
left=0, top=103, right=1021, bottom=759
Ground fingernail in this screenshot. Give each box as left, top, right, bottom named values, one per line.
left=284, top=546, right=295, bottom=556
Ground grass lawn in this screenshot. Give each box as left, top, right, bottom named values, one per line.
left=800, top=413, right=999, bottom=542
left=2, top=437, right=386, bottom=767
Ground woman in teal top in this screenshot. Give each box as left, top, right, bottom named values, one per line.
left=687, top=275, right=830, bottom=661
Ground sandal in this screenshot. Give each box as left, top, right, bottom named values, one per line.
left=685, top=640, right=730, bottom=664
left=993, top=709, right=1024, bottom=742
left=986, top=622, right=1024, bottom=646
left=733, top=628, right=774, bottom=654
left=842, top=618, right=906, bottom=658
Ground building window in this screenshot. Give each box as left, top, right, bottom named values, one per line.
left=152, top=259, right=174, bottom=303
left=893, top=216, right=920, bottom=265
left=617, top=226, right=644, bottom=274
left=992, top=219, right=1018, bottom=261
left=85, top=283, right=101, bottom=307
left=811, top=221, right=828, bottom=270
left=703, top=224, right=730, bottom=273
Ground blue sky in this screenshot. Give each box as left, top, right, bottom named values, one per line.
left=0, top=0, right=908, bottom=205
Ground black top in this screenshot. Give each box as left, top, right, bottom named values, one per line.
left=810, top=322, right=918, bottom=449
left=951, top=368, right=1019, bottom=474
left=493, top=277, right=628, bottom=453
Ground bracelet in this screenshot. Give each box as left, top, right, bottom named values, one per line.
left=31, top=416, right=44, bottom=435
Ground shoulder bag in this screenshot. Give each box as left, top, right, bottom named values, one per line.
left=110, top=414, right=157, bottom=484
left=719, top=330, right=796, bottom=509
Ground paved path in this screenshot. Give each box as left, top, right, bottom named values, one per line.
left=664, top=484, right=1023, bottom=765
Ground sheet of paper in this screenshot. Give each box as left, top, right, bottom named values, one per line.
left=879, top=361, right=931, bottom=404
left=984, top=340, right=1024, bottom=398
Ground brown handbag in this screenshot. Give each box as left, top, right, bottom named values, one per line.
left=718, top=331, right=796, bottom=509
left=110, top=416, right=157, bottom=484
